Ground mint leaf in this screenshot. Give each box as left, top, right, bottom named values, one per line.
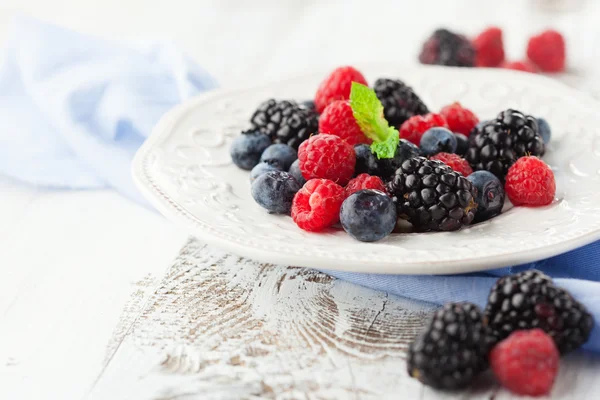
left=349, top=82, right=398, bottom=159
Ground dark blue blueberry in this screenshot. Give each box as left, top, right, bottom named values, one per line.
left=420, top=127, right=457, bottom=156
left=251, top=171, right=300, bottom=214
left=537, top=117, right=551, bottom=144
left=250, top=160, right=282, bottom=182
left=379, top=139, right=421, bottom=178
left=467, top=170, right=505, bottom=223
left=454, top=133, right=469, bottom=156
left=354, top=144, right=380, bottom=176
left=260, top=144, right=297, bottom=170
left=288, top=159, right=306, bottom=186
left=230, top=130, right=271, bottom=170
left=340, top=190, right=397, bottom=242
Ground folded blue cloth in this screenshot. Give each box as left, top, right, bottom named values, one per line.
left=2, top=17, right=599, bottom=353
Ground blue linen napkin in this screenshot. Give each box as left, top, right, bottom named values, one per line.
left=2, top=17, right=599, bottom=353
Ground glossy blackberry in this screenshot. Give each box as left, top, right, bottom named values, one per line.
left=373, top=78, right=429, bottom=127
left=485, top=270, right=594, bottom=354
left=378, top=139, right=421, bottom=179
left=465, top=109, right=545, bottom=180
left=250, top=99, right=319, bottom=149
left=419, top=29, right=476, bottom=67
left=386, top=157, right=477, bottom=231
left=407, top=302, right=491, bottom=390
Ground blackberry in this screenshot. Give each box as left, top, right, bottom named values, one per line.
left=373, top=78, right=429, bottom=127
left=378, top=139, right=421, bottom=179
left=419, top=29, right=476, bottom=67
left=485, top=270, right=594, bottom=354
left=465, top=109, right=545, bottom=180
left=386, top=157, right=477, bottom=231
left=407, top=302, right=491, bottom=390
left=250, top=99, right=319, bottom=149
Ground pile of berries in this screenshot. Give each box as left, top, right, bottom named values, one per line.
left=231, top=65, right=556, bottom=242
left=419, top=26, right=566, bottom=73
left=407, top=270, right=594, bottom=396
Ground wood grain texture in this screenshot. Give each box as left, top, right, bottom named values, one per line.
left=88, top=239, right=600, bottom=400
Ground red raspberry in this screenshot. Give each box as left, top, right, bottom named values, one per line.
left=345, top=174, right=386, bottom=198
left=291, top=179, right=345, bottom=232
left=439, top=102, right=479, bottom=136
left=527, top=30, right=566, bottom=73
left=319, top=100, right=370, bottom=146
left=490, top=329, right=559, bottom=397
left=473, top=26, right=505, bottom=67
left=314, top=66, right=368, bottom=114
left=505, top=156, right=555, bottom=207
left=502, top=60, right=538, bottom=73
left=399, top=113, right=448, bottom=145
left=298, top=134, right=355, bottom=186
left=429, top=153, right=473, bottom=176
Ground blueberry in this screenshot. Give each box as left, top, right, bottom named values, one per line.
left=379, top=139, right=421, bottom=178
left=230, top=130, right=271, bottom=170
left=300, top=100, right=316, bottom=112
left=250, top=160, right=281, bottom=182
left=476, top=120, right=490, bottom=130
left=454, top=133, right=469, bottom=156
left=537, top=117, right=551, bottom=144
left=340, top=190, right=397, bottom=242
left=288, top=159, right=306, bottom=186
left=354, top=144, right=380, bottom=176
left=467, top=170, right=505, bottom=222
left=420, top=127, right=457, bottom=156
left=251, top=171, right=300, bottom=214
left=260, top=144, right=297, bottom=170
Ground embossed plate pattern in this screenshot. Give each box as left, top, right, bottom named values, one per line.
left=133, top=65, right=600, bottom=274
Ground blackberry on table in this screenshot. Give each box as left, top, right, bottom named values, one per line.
left=465, top=109, right=545, bottom=180
left=378, top=139, right=421, bottom=179
left=485, top=270, right=594, bottom=354
left=373, top=78, right=429, bottom=127
left=250, top=99, right=319, bottom=149
left=419, top=29, right=476, bottom=67
left=407, top=302, right=491, bottom=390
left=386, top=157, right=477, bottom=231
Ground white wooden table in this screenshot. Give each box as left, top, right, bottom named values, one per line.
left=1, top=1, right=600, bottom=399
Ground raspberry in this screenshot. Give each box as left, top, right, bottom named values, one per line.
left=505, top=156, right=555, bottom=206
left=502, top=60, right=537, bottom=73
left=429, top=153, right=473, bottom=176
left=291, top=179, right=344, bottom=232
left=439, top=102, right=479, bottom=136
left=490, top=329, right=559, bottom=397
left=298, top=134, right=356, bottom=186
left=527, top=30, right=566, bottom=73
left=399, top=113, right=448, bottom=145
left=345, top=174, right=386, bottom=198
left=473, top=26, right=505, bottom=67
left=314, top=66, right=368, bottom=114
left=318, top=100, right=370, bottom=146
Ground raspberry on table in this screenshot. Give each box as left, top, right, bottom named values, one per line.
left=502, top=60, right=537, bottom=73
left=291, top=179, right=345, bottom=232
left=318, top=100, right=370, bottom=146
left=527, top=30, right=566, bottom=73
left=505, top=156, right=555, bottom=207
left=419, top=29, right=476, bottom=67
left=314, top=66, right=368, bottom=114
left=345, top=174, right=386, bottom=198
left=484, top=270, right=594, bottom=354
left=373, top=78, right=429, bottom=127
left=439, top=102, right=479, bottom=136
left=399, top=113, right=448, bottom=146
left=298, top=134, right=356, bottom=186
left=490, top=329, right=559, bottom=397
left=407, top=302, right=491, bottom=390
left=473, top=26, right=505, bottom=67
left=429, top=152, right=473, bottom=177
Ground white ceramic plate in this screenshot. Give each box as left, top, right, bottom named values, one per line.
left=132, top=64, right=600, bottom=274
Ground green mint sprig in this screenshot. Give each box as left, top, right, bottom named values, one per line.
left=349, top=82, right=399, bottom=159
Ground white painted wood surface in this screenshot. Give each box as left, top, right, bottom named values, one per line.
left=1, top=1, right=600, bottom=399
